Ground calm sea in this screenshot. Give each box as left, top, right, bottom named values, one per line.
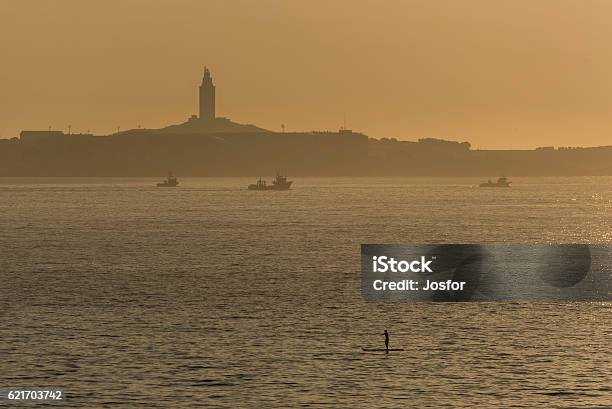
left=1, top=177, right=610, bottom=408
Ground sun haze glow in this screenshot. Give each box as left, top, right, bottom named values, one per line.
left=1, top=0, right=611, bottom=149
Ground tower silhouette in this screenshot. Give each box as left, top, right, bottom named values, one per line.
left=199, top=67, right=215, bottom=121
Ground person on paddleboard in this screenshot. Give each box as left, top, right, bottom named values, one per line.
left=384, top=329, right=389, bottom=353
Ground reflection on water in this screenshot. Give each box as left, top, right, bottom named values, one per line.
left=0, top=177, right=610, bottom=407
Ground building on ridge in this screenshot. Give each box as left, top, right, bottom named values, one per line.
left=199, top=67, right=215, bottom=121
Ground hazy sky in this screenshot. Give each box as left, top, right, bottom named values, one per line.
left=1, top=0, right=611, bottom=149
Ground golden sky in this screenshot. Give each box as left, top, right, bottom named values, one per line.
left=1, top=0, right=611, bottom=149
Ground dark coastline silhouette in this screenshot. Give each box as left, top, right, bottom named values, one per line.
left=2, top=67, right=611, bottom=177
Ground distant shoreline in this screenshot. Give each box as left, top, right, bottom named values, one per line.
left=1, top=131, right=611, bottom=177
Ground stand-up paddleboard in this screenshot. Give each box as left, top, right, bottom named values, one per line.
left=361, top=348, right=404, bottom=352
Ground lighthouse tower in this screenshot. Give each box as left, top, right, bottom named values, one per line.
left=199, top=67, right=215, bottom=121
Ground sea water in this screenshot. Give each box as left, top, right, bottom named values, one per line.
left=0, top=177, right=610, bottom=407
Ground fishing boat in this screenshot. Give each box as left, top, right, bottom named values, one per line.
left=248, top=178, right=268, bottom=190
left=157, top=171, right=179, bottom=187
left=248, top=173, right=292, bottom=190
left=479, top=176, right=511, bottom=188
